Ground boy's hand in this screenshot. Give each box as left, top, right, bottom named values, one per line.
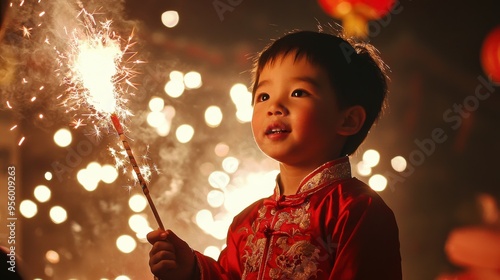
left=147, top=229, right=197, bottom=280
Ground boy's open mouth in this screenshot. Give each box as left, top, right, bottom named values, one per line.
left=265, top=124, right=290, bottom=135
left=266, top=128, right=289, bottom=135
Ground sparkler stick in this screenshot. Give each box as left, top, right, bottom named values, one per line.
left=111, top=114, right=164, bottom=230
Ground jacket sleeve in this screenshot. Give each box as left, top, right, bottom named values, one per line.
left=329, top=191, right=402, bottom=280
left=193, top=220, right=244, bottom=280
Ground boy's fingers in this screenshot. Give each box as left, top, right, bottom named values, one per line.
left=165, top=230, right=184, bottom=246
left=147, top=229, right=168, bottom=244
left=150, top=258, right=178, bottom=274
left=150, top=246, right=176, bottom=263
left=166, top=229, right=184, bottom=245
left=150, top=240, right=175, bottom=256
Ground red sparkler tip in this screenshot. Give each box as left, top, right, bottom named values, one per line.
left=110, top=114, right=123, bottom=134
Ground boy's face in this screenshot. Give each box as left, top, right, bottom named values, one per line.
left=251, top=53, right=348, bottom=168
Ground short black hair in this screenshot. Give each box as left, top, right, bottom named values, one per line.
left=251, top=30, right=389, bottom=156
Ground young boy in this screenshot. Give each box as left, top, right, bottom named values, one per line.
left=147, top=30, right=402, bottom=279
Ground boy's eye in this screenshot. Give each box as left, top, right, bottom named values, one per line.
left=255, top=93, right=270, bottom=102
left=291, top=89, right=309, bottom=97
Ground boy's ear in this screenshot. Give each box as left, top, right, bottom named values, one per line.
left=337, top=105, right=366, bottom=136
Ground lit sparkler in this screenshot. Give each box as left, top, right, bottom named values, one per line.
left=60, top=7, right=164, bottom=230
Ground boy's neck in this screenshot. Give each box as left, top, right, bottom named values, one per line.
left=278, top=163, right=319, bottom=196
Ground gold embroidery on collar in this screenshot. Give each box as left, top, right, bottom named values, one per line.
left=300, top=160, right=351, bottom=193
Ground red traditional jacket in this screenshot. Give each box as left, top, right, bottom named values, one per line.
left=194, top=157, right=402, bottom=279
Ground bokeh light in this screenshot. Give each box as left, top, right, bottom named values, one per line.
left=128, top=214, right=150, bottom=234
left=214, top=142, right=230, bottom=157
left=20, top=199, right=38, bottom=218
left=49, top=206, right=68, bottom=224
left=45, top=250, right=60, bottom=264
left=195, top=209, right=214, bottom=233
left=164, top=80, right=185, bottom=98
left=147, top=111, right=166, bottom=128
left=176, top=124, right=194, bottom=143
left=391, top=156, right=407, bottom=172
left=87, top=162, right=102, bottom=175
left=362, top=149, right=380, bottom=167
left=229, top=83, right=249, bottom=105
left=128, top=194, right=147, bottom=212
left=230, top=83, right=253, bottom=123
left=154, top=105, right=176, bottom=136
left=77, top=168, right=99, bottom=191
left=356, top=161, right=372, bottom=176
left=368, top=174, right=388, bottom=192
left=148, top=97, right=165, bottom=112
left=222, top=157, right=239, bottom=174
left=184, top=71, right=202, bottom=89
left=169, top=70, right=184, bottom=81
left=203, top=246, right=221, bottom=260
left=205, top=106, right=223, bottom=127
left=207, top=190, right=225, bottom=208
left=161, top=10, right=179, bottom=28
left=236, top=107, right=252, bottom=123
left=44, top=171, right=53, bottom=181
left=34, top=185, right=51, bottom=203
left=208, top=171, right=230, bottom=189
left=100, top=164, right=118, bottom=184
left=116, top=235, right=137, bottom=253
left=53, top=128, right=72, bottom=147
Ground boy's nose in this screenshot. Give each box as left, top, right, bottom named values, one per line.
left=267, top=103, right=288, bottom=116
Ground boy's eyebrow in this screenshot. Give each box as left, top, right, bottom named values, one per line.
left=256, top=76, right=321, bottom=91
left=291, top=76, right=321, bottom=88
left=255, top=79, right=269, bottom=91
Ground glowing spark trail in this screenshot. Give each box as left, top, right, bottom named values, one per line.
left=60, top=7, right=164, bottom=230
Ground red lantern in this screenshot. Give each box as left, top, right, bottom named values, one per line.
left=317, top=0, right=395, bottom=38
left=481, top=26, right=500, bottom=84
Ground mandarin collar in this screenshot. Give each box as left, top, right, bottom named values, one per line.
left=271, top=157, right=352, bottom=201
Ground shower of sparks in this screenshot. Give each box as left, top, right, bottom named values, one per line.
left=50, top=5, right=162, bottom=197
left=70, top=119, right=85, bottom=128
left=57, top=8, right=141, bottom=134
left=108, top=145, right=155, bottom=183
left=139, top=165, right=152, bottom=183
left=122, top=185, right=134, bottom=193
left=152, top=164, right=161, bottom=175
left=21, top=26, right=33, bottom=38
left=108, top=146, right=130, bottom=173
